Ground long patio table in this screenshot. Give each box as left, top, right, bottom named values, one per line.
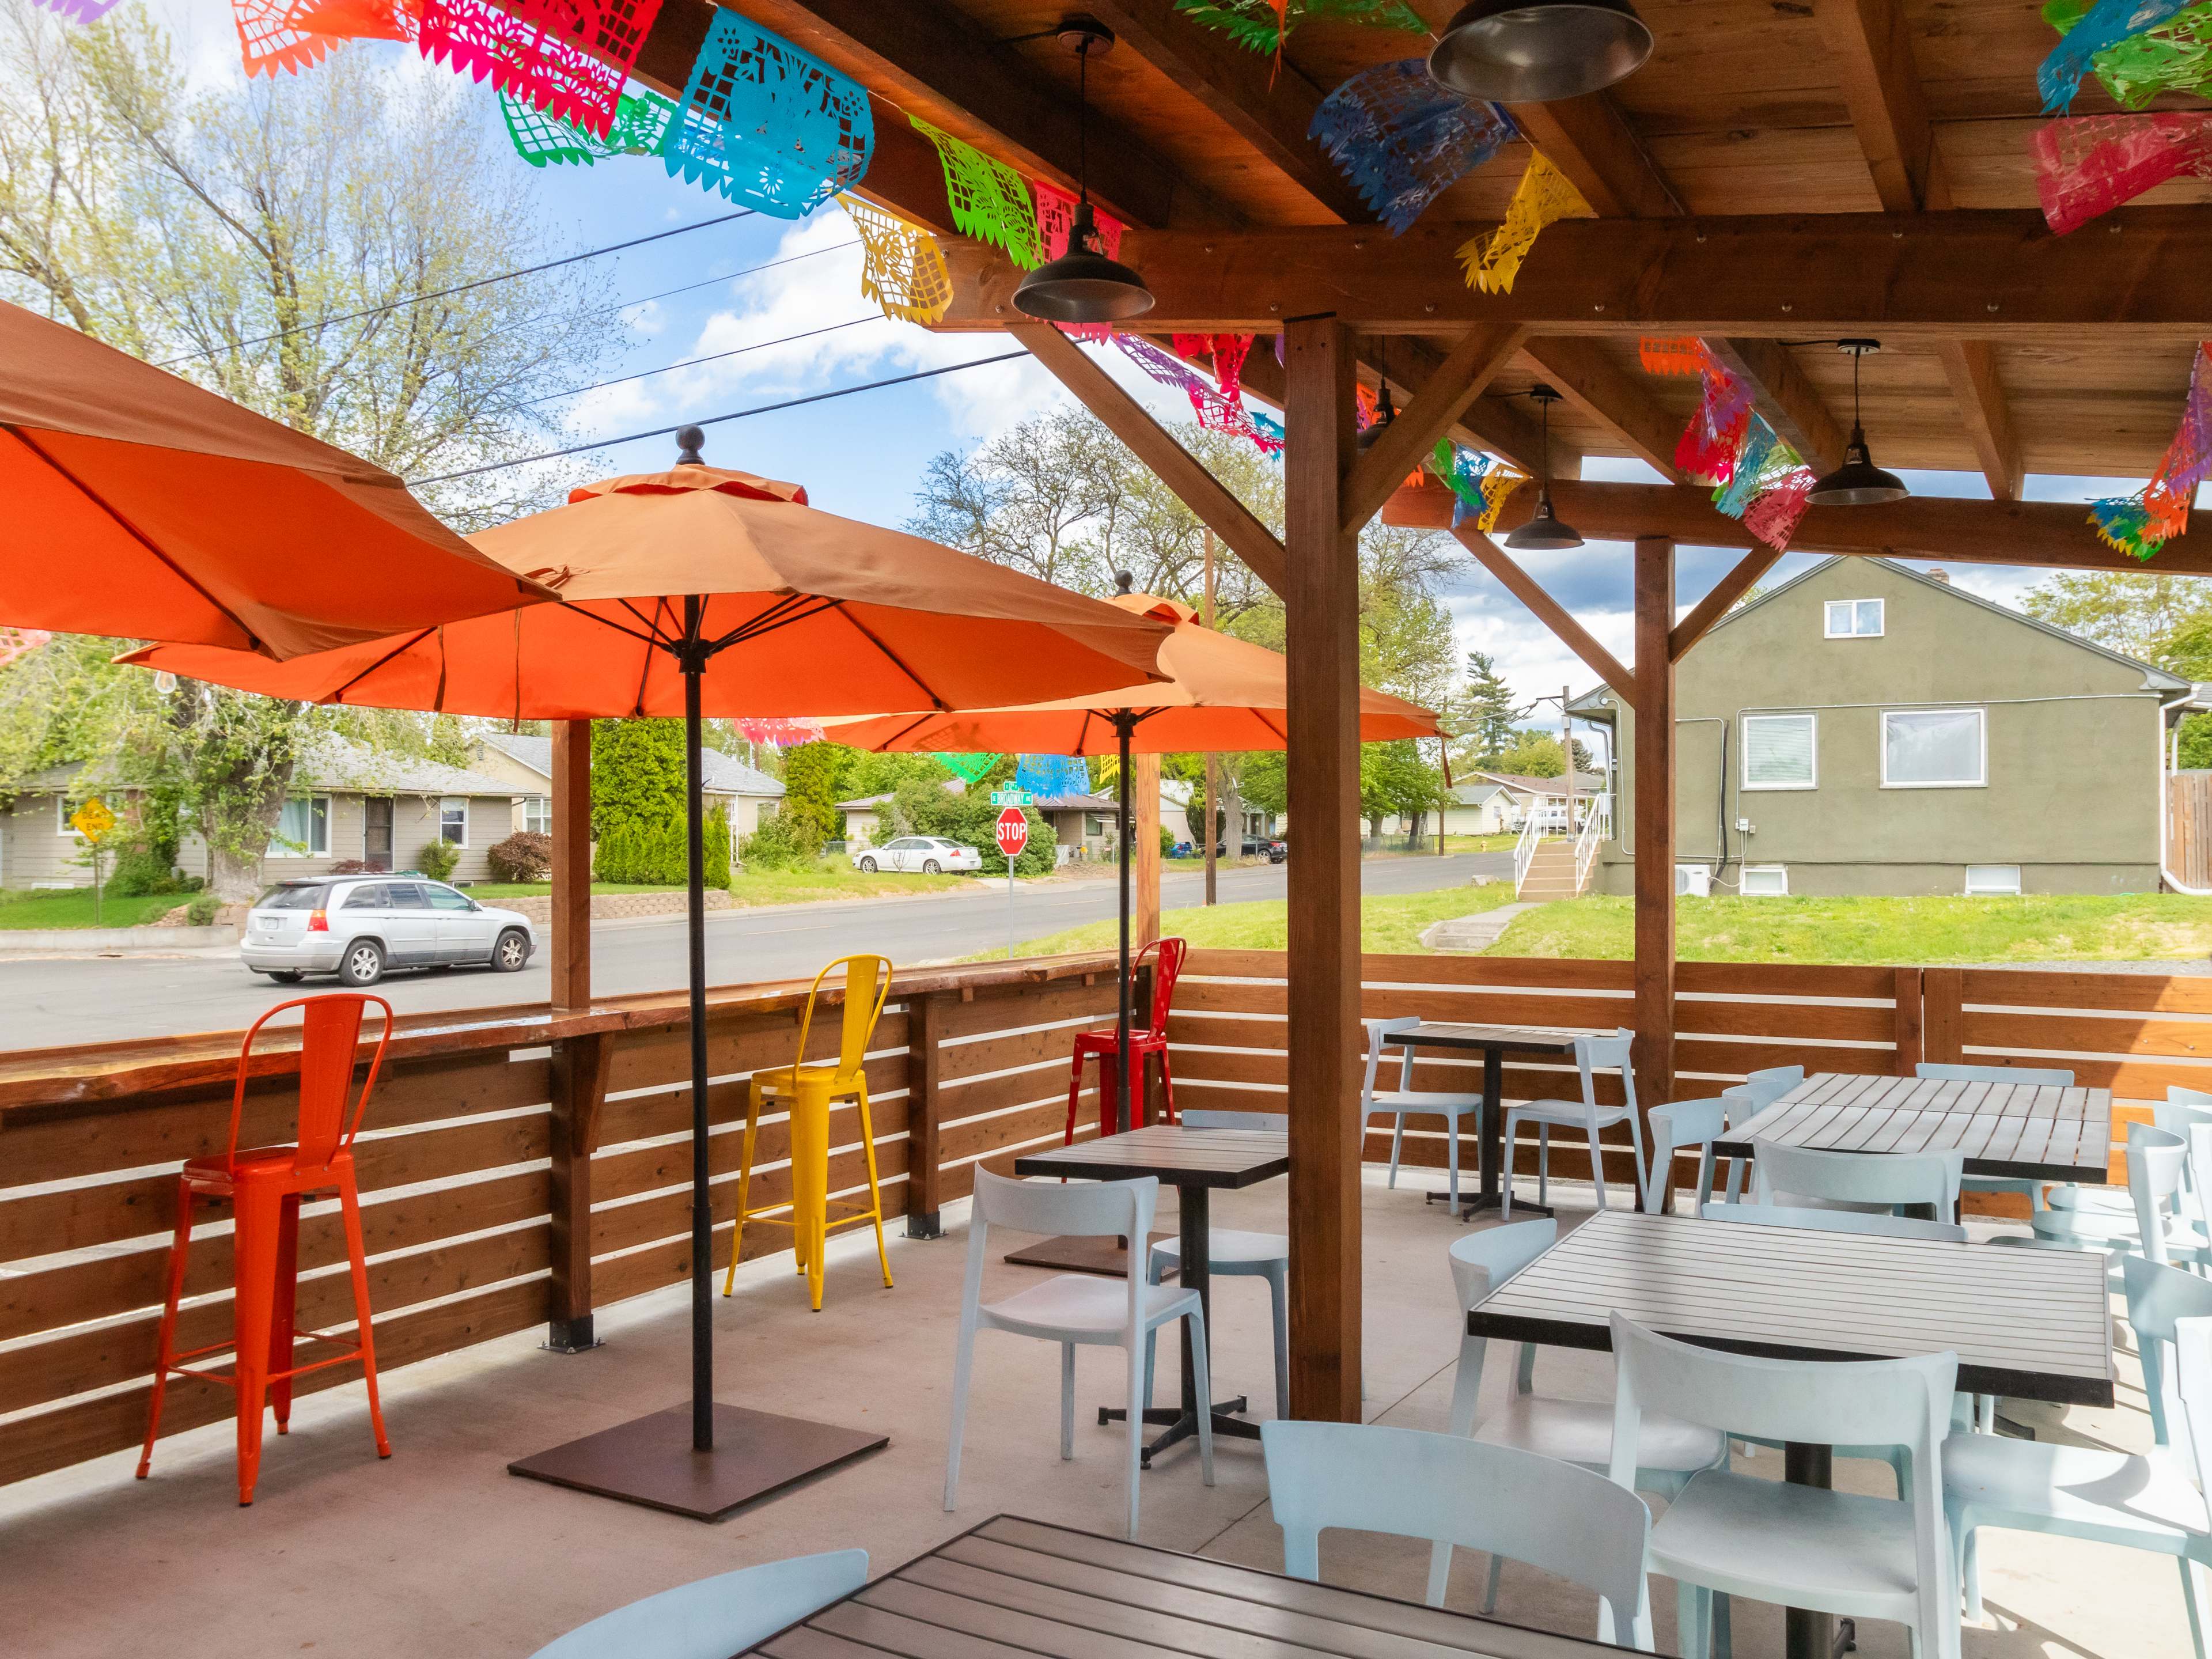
left=1714, top=1071, right=2116, bottom=1185
left=1014, top=1123, right=1289, bottom=1464
left=1378, top=1022, right=1596, bottom=1220
left=738, top=1513, right=1635, bottom=1656
left=1468, top=1208, right=2113, bottom=1659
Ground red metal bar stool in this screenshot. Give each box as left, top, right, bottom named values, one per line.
left=137, top=993, right=393, bottom=1505
left=1064, top=936, right=1187, bottom=1142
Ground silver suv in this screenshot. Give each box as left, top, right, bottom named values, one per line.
left=243, top=874, right=536, bottom=987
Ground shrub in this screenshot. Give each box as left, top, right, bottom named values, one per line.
left=185, top=896, right=219, bottom=926
left=487, top=831, right=554, bottom=882
left=108, top=795, right=186, bottom=896
left=1159, top=824, right=1175, bottom=858
left=594, top=806, right=730, bottom=887
left=416, top=837, right=460, bottom=883
left=893, top=779, right=1055, bottom=876
left=109, top=845, right=183, bottom=897
left=779, top=741, right=848, bottom=850
left=738, top=805, right=816, bottom=871
left=591, top=718, right=685, bottom=844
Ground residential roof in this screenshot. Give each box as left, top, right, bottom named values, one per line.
left=475, top=732, right=784, bottom=797
left=1468, top=769, right=1606, bottom=797
left=1031, top=793, right=1116, bottom=812
left=1446, top=782, right=1509, bottom=805
left=21, top=734, right=520, bottom=800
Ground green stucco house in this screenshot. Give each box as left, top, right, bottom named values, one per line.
left=1572, top=556, right=2208, bottom=899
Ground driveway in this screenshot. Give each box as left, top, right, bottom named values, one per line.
left=0, top=850, right=1508, bottom=1050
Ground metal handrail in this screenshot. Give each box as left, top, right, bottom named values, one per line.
left=1512, top=811, right=1542, bottom=892
left=1573, top=798, right=1605, bottom=894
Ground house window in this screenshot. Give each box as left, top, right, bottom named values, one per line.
left=1965, top=864, right=2024, bottom=896
left=1085, top=814, right=1105, bottom=836
left=524, top=796, right=552, bottom=836
left=1824, top=599, right=1884, bottom=638
left=1740, top=865, right=1790, bottom=897
left=1883, top=708, right=1986, bottom=788
left=439, top=797, right=468, bottom=847
left=268, top=796, right=330, bottom=858
left=56, top=797, right=78, bottom=838
left=1742, top=713, right=1816, bottom=791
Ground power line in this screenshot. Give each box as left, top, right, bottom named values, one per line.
left=412, top=351, right=1029, bottom=486
left=154, top=208, right=758, bottom=367
left=525, top=313, right=883, bottom=403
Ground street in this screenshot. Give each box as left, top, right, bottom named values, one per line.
left=0, top=851, right=1508, bottom=1050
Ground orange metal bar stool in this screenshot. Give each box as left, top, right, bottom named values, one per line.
left=1064, top=936, right=1187, bottom=1142
left=137, top=993, right=394, bottom=1505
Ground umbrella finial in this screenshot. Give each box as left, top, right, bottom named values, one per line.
left=675, top=425, right=706, bottom=465
left=1113, top=570, right=1134, bottom=594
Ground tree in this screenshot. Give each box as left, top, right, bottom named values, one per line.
left=1452, top=650, right=1521, bottom=766
left=1360, top=740, right=1444, bottom=843
left=590, top=719, right=686, bottom=848
left=0, top=6, right=616, bottom=896
left=779, top=741, right=850, bottom=853
left=2023, top=568, right=2212, bottom=771
left=1486, top=729, right=1592, bottom=779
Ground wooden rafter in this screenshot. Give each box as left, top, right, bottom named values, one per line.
left=1506, top=97, right=1683, bottom=222
left=934, top=209, right=2212, bottom=340
left=1704, top=339, right=1850, bottom=476
left=1015, top=323, right=1287, bottom=593
left=1340, top=324, right=1526, bottom=534
left=1520, top=338, right=1690, bottom=483
left=1669, top=546, right=1785, bottom=661
left=1455, top=529, right=1637, bottom=705
left=1934, top=340, right=2025, bottom=502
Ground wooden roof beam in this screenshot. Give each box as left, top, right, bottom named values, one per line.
left=1456, top=530, right=1637, bottom=705
left=1343, top=324, right=1527, bottom=533
left=1520, top=338, right=1689, bottom=482
left=1935, top=340, right=2025, bottom=502
left=934, top=208, right=2212, bottom=339
left=1705, top=339, right=1850, bottom=476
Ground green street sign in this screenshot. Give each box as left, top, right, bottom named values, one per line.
left=990, top=788, right=1034, bottom=806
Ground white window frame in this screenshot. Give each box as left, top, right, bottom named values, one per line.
left=1740, top=865, right=1790, bottom=897
left=1881, top=707, right=1987, bottom=790
left=1741, top=713, right=1817, bottom=792
left=56, top=796, right=78, bottom=838
left=1964, top=864, right=2024, bottom=896
left=439, top=797, right=469, bottom=848
left=523, top=796, right=552, bottom=836
left=1824, top=598, right=1885, bottom=638
left=267, top=794, right=331, bottom=858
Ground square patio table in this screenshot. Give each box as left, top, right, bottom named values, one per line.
left=1714, top=1071, right=2116, bottom=1186
left=1014, top=1124, right=1288, bottom=1464
left=738, top=1513, right=1634, bottom=1656
left=1378, top=1023, right=1596, bottom=1220
left=1468, top=1208, right=2113, bottom=1659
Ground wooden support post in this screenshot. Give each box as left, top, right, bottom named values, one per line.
left=1922, top=968, right=1965, bottom=1067
left=1134, top=752, right=1162, bottom=950
left=1285, top=313, right=1362, bottom=1422
left=547, top=1031, right=613, bottom=1352
left=1203, top=529, right=1218, bottom=907
left=1892, top=966, right=1926, bottom=1075
left=1632, top=537, right=1677, bottom=1206
left=550, top=719, right=593, bottom=1012
left=905, top=993, right=943, bottom=1239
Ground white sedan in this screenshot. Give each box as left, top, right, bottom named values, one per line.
left=851, top=836, right=983, bottom=874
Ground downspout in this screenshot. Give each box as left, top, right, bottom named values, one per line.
left=2160, top=691, right=2212, bottom=895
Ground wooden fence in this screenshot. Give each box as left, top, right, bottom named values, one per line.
left=0, top=949, right=2196, bottom=1490
left=2169, top=770, right=2212, bottom=889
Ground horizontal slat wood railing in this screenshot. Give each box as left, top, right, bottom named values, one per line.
left=0, top=948, right=2174, bottom=1490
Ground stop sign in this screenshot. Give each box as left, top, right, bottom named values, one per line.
left=994, top=806, right=1029, bottom=859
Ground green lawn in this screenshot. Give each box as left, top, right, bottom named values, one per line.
left=1487, top=892, right=2212, bottom=965
left=992, top=881, right=1522, bottom=960
left=474, top=862, right=972, bottom=907
left=0, top=887, right=195, bottom=929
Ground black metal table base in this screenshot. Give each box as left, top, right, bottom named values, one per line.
left=1423, top=1188, right=1554, bottom=1221
left=1099, top=1395, right=1255, bottom=1466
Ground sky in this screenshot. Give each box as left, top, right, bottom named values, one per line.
left=143, top=9, right=2168, bottom=748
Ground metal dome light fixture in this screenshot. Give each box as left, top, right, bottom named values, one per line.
left=1805, top=340, right=1909, bottom=506
left=1428, top=0, right=1654, bottom=104
left=1013, top=19, right=1155, bottom=325
left=1356, top=347, right=1399, bottom=453
left=1503, top=384, right=1583, bottom=550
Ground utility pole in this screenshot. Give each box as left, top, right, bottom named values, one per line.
left=1202, top=529, right=1218, bottom=906
left=1560, top=681, right=1574, bottom=836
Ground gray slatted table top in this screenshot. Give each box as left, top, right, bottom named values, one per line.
left=1014, top=1124, right=1290, bottom=1190
left=1468, top=1209, right=2114, bottom=1407
left=740, top=1514, right=1629, bottom=1657
left=1378, top=1023, right=1587, bottom=1054
left=1714, top=1072, right=2116, bottom=1184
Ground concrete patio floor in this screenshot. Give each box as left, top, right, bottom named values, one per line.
left=0, top=1166, right=2191, bottom=1657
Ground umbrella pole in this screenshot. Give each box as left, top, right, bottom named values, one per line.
left=1116, top=713, right=1134, bottom=1136
left=683, top=596, right=714, bottom=1455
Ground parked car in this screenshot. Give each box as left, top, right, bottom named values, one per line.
left=243, top=874, right=537, bottom=987
left=1240, top=835, right=1286, bottom=862
left=851, top=835, right=983, bottom=874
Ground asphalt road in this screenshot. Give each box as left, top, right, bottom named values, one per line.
left=0, top=850, right=1509, bottom=1050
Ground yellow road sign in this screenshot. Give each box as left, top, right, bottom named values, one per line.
left=70, top=797, right=115, bottom=843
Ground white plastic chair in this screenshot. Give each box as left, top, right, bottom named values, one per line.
left=1751, top=1138, right=1964, bottom=1218
left=1716, top=1065, right=1804, bottom=1202
left=1702, top=1200, right=1967, bottom=1243
left=2029, top=1122, right=2190, bottom=1263
left=1945, top=1262, right=2212, bottom=1655
left=1916, top=1062, right=2074, bottom=1213
left=2051, top=1092, right=2212, bottom=1263
left=1263, top=1419, right=1655, bottom=1650
left=1644, top=1097, right=1729, bottom=1215
left=1143, top=1110, right=1288, bottom=1420
left=945, top=1169, right=1213, bottom=1539
left=1607, top=1312, right=1958, bottom=1659
left=1361, top=1016, right=1488, bottom=1212
left=1503, top=1029, right=1646, bottom=1217
left=1444, top=1220, right=1728, bottom=1615
left=528, top=1550, right=866, bottom=1659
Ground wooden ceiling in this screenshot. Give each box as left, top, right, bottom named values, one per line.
left=627, top=0, right=2212, bottom=491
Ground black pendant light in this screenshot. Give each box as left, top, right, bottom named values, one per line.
left=1806, top=340, right=1909, bottom=507
left=1356, top=347, right=1398, bottom=452
left=1429, top=0, right=1654, bottom=103
left=1504, top=384, right=1583, bottom=550
left=1014, top=20, right=1154, bottom=324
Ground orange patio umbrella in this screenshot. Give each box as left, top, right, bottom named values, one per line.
left=122, top=430, right=1172, bottom=1518
left=828, top=580, right=1444, bottom=1139
left=1, top=300, right=551, bottom=657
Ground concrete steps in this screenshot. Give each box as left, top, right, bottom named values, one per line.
left=1516, top=839, right=1590, bottom=903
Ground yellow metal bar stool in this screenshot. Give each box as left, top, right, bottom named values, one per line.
left=724, top=955, right=895, bottom=1310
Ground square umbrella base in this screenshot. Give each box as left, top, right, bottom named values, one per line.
left=509, top=1403, right=887, bottom=1522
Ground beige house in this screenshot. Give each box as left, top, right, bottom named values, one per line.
left=840, top=783, right=1119, bottom=863
left=1574, top=556, right=2205, bottom=897
left=469, top=734, right=786, bottom=843
left=2, top=735, right=522, bottom=889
